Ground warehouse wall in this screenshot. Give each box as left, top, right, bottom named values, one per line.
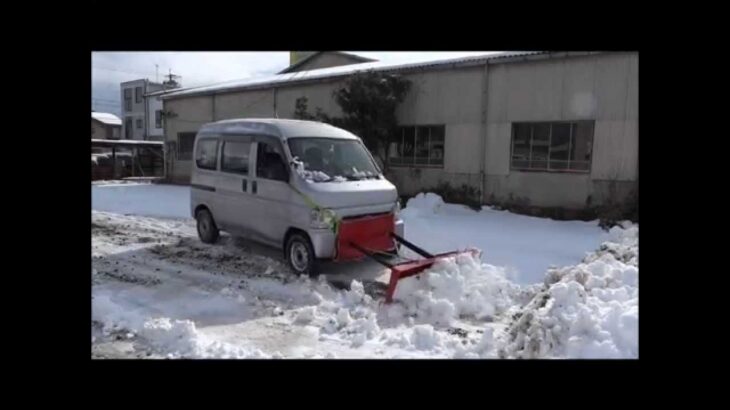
left=162, top=52, right=638, bottom=211
left=164, top=96, right=214, bottom=183
left=387, top=66, right=485, bottom=195
left=484, top=52, right=638, bottom=208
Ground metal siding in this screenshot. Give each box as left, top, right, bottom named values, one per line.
left=591, top=120, right=638, bottom=181
left=485, top=122, right=511, bottom=176
left=275, top=81, right=346, bottom=119
left=213, top=89, right=275, bottom=120
left=594, top=54, right=632, bottom=121
left=561, top=57, right=597, bottom=120
left=444, top=123, right=482, bottom=174
left=626, top=54, right=639, bottom=121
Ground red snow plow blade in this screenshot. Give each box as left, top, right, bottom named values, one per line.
left=384, top=247, right=480, bottom=303
left=337, top=215, right=480, bottom=303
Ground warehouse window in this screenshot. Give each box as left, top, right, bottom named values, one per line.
left=389, top=125, right=445, bottom=167
left=136, top=118, right=142, bottom=129
left=177, top=132, right=196, bottom=160
left=135, top=86, right=143, bottom=103
left=155, top=110, right=163, bottom=128
left=511, top=121, right=594, bottom=172
left=195, top=139, right=219, bottom=170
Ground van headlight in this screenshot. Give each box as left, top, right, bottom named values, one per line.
left=310, top=208, right=336, bottom=229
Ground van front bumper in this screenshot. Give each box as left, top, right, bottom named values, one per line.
left=308, top=217, right=404, bottom=260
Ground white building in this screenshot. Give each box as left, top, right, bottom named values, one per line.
left=121, top=78, right=180, bottom=140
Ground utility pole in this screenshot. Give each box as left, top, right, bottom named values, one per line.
left=156, top=64, right=159, bottom=83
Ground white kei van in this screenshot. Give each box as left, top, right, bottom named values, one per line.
left=190, top=118, right=404, bottom=274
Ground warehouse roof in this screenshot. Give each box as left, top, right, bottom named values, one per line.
left=91, top=112, right=122, bottom=126
left=158, top=51, right=595, bottom=100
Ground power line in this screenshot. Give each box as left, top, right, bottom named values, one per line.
left=92, top=98, right=121, bottom=103
left=92, top=65, right=173, bottom=79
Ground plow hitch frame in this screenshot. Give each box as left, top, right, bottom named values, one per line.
left=350, top=232, right=480, bottom=304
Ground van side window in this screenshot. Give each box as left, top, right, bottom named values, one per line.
left=256, top=142, right=288, bottom=182
left=221, top=141, right=251, bottom=175
left=195, top=139, right=218, bottom=170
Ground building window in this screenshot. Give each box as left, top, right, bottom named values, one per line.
left=155, top=110, right=163, bottom=128
left=124, top=88, right=132, bottom=111
left=221, top=141, right=251, bottom=175
left=389, top=125, right=445, bottom=167
left=125, top=118, right=133, bottom=139
left=511, top=121, right=594, bottom=172
left=177, top=132, right=196, bottom=160
left=136, top=118, right=142, bottom=129
left=195, top=139, right=218, bottom=170
left=135, top=86, right=143, bottom=103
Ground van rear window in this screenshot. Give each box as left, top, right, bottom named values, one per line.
left=221, top=141, right=251, bottom=175
left=195, top=139, right=218, bottom=170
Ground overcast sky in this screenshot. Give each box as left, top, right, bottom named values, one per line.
left=91, top=51, right=497, bottom=116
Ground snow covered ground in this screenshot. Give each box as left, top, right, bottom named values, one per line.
left=91, top=182, right=638, bottom=359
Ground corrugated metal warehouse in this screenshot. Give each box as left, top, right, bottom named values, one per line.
left=156, top=51, right=638, bottom=212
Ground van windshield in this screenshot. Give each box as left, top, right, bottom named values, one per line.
left=288, top=138, right=380, bottom=182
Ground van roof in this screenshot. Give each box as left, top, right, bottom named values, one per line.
left=198, top=118, right=359, bottom=141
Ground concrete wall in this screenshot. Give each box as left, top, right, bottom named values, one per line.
left=291, top=53, right=368, bottom=72
left=484, top=52, right=638, bottom=208
left=146, top=96, right=164, bottom=139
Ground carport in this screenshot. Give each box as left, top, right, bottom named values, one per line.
left=91, top=139, right=164, bottom=180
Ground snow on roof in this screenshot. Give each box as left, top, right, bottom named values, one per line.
left=92, top=112, right=122, bottom=126
left=160, top=51, right=559, bottom=100
left=91, top=139, right=163, bottom=147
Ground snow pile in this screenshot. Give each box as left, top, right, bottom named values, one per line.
left=290, top=259, right=513, bottom=354
left=400, top=192, right=445, bottom=218
left=392, top=253, right=518, bottom=326
left=139, top=318, right=270, bottom=359
left=501, top=225, right=638, bottom=358
left=286, top=222, right=638, bottom=358
left=409, top=325, right=443, bottom=350
left=309, top=280, right=382, bottom=348
left=93, top=294, right=269, bottom=359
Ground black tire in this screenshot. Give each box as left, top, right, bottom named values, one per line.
left=196, top=209, right=220, bottom=244
left=285, top=233, right=317, bottom=275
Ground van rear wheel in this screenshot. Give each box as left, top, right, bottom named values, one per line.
left=286, top=233, right=316, bottom=275
left=196, top=209, right=219, bottom=244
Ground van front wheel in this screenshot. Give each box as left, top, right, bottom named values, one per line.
left=286, top=233, right=316, bottom=275
left=196, top=209, right=219, bottom=244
